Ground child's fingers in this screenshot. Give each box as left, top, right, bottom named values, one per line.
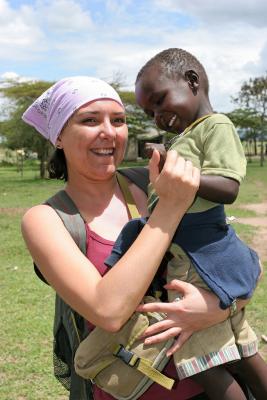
left=143, top=327, right=181, bottom=346
left=166, top=331, right=193, bottom=356
left=137, top=300, right=180, bottom=314
left=164, top=279, right=192, bottom=295
left=148, top=149, right=161, bottom=184
left=139, top=318, right=177, bottom=338
left=161, top=150, right=179, bottom=175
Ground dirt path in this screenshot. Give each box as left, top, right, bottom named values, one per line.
left=235, top=201, right=267, bottom=356
left=234, top=202, right=267, bottom=263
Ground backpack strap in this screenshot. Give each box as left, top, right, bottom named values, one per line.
left=116, top=172, right=141, bottom=219
left=45, top=191, right=91, bottom=400
left=117, top=166, right=149, bottom=195
left=33, top=190, right=86, bottom=284
left=46, top=190, right=86, bottom=254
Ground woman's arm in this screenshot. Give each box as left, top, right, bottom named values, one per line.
left=137, top=279, right=249, bottom=355
left=21, top=150, right=200, bottom=332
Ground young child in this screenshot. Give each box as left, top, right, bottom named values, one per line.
left=105, top=49, right=267, bottom=399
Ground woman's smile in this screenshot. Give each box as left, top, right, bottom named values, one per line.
left=91, top=148, right=115, bottom=156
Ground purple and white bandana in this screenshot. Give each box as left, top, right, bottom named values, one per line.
left=22, top=76, right=124, bottom=145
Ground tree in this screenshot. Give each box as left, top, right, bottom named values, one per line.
left=0, top=80, right=53, bottom=178
left=226, top=108, right=262, bottom=160
left=232, top=73, right=267, bottom=166
left=0, top=79, right=160, bottom=175
left=120, top=92, right=164, bottom=160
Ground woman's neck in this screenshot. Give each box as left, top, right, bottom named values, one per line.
left=65, top=172, right=132, bottom=240
left=65, top=173, right=118, bottom=212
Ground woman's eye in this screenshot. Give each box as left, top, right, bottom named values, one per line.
left=83, top=118, right=97, bottom=124
left=113, top=118, right=126, bottom=125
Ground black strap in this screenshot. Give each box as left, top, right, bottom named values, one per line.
left=118, top=166, right=149, bottom=195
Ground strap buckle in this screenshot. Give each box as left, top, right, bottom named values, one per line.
left=114, top=345, right=139, bottom=367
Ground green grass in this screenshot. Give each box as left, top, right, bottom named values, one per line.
left=0, top=166, right=67, bottom=399
left=226, top=161, right=267, bottom=357
left=0, top=160, right=267, bottom=399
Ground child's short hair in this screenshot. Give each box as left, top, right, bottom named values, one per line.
left=136, top=48, right=209, bottom=94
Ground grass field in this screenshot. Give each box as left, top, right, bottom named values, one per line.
left=0, top=160, right=266, bottom=399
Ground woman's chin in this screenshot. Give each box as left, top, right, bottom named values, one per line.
left=91, top=164, right=117, bottom=180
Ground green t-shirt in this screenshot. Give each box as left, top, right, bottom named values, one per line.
left=148, top=113, right=246, bottom=213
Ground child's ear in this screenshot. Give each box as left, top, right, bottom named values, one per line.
left=185, top=70, right=199, bottom=95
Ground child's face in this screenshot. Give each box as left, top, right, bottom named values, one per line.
left=135, top=65, right=201, bottom=134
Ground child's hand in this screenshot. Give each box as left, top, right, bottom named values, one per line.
left=136, top=279, right=229, bottom=356
left=149, top=150, right=200, bottom=212
left=145, top=142, right=166, bottom=172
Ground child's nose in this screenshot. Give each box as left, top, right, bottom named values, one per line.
left=154, top=111, right=162, bottom=128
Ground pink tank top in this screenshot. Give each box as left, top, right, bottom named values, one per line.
left=85, top=224, right=203, bottom=400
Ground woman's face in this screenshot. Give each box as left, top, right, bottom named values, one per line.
left=58, top=99, right=128, bottom=181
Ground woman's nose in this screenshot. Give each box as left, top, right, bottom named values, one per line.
left=100, top=120, right=116, bottom=138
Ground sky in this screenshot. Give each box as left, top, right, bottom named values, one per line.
left=1, top=0, right=267, bottom=112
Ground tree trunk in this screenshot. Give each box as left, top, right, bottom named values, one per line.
left=40, top=156, right=46, bottom=178
left=260, top=131, right=264, bottom=167
left=39, top=144, right=50, bottom=178
left=253, top=137, right=257, bottom=155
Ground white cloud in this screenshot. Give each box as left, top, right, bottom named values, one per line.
left=105, top=0, right=132, bottom=14
left=0, top=71, right=36, bottom=83
left=1, top=72, right=20, bottom=81
left=0, top=0, right=93, bottom=60
left=0, top=0, right=266, bottom=112
left=37, top=0, right=93, bottom=33
left=154, top=0, right=267, bottom=27
left=0, top=0, right=46, bottom=59
left=128, top=1, right=267, bottom=111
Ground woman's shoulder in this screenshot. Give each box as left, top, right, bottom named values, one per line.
left=22, top=203, right=59, bottom=218
left=21, top=203, right=64, bottom=232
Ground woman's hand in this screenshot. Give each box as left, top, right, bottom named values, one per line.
left=136, top=279, right=229, bottom=356
left=149, top=149, right=200, bottom=213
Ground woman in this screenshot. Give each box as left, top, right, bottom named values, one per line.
left=21, top=76, right=248, bottom=400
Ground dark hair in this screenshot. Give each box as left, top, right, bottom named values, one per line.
left=48, top=148, right=68, bottom=181
left=136, top=48, right=209, bottom=94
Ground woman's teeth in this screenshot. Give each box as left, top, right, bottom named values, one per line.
left=93, top=149, right=114, bottom=155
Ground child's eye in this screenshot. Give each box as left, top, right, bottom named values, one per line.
left=155, top=95, right=165, bottom=106
left=145, top=109, right=154, bottom=119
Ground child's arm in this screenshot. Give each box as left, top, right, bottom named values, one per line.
left=145, top=143, right=240, bottom=204
left=197, top=175, right=240, bottom=204
left=196, top=117, right=245, bottom=204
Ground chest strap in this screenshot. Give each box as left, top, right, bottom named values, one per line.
left=116, top=172, right=141, bottom=219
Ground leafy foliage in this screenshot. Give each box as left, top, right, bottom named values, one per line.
left=232, top=73, right=267, bottom=165
left=0, top=80, right=54, bottom=177
left=0, top=80, right=158, bottom=175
